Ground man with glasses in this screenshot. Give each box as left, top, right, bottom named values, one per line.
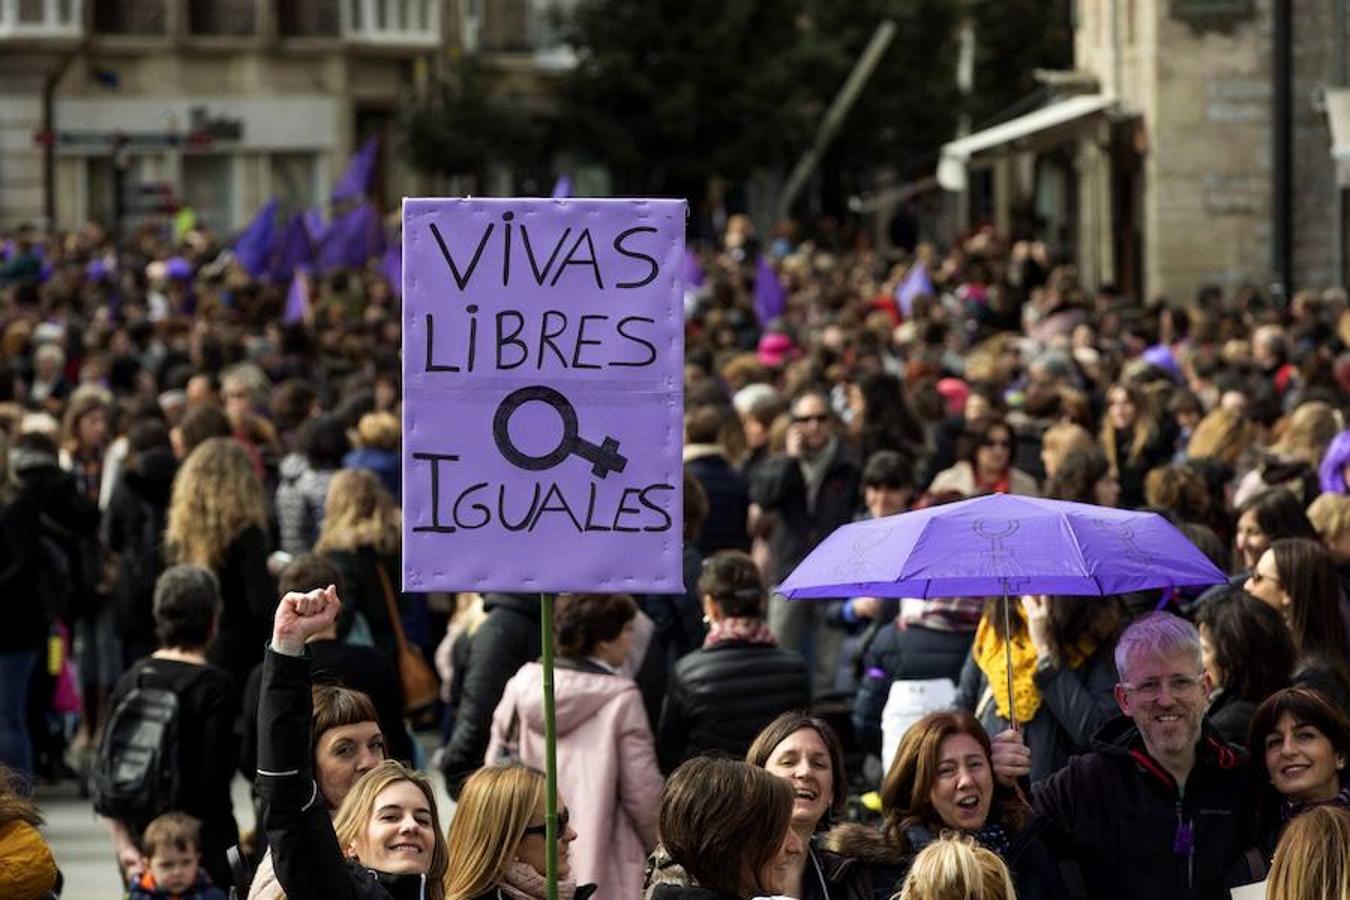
left=991, top=611, right=1259, bottom=899
left=749, top=387, right=860, bottom=693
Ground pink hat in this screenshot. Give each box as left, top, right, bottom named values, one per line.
left=936, top=377, right=970, bottom=416
left=757, top=332, right=796, bottom=367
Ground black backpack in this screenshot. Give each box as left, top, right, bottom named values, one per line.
left=91, top=665, right=191, bottom=824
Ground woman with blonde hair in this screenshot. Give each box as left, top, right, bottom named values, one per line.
left=167, top=436, right=274, bottom=691
left=896, top=835, right=1016, bottom=900
left=316, top=468, right=402, bottom=658
left=444, top=764, right=585, bottom=900
left=1038, top=423, right=1093, bottom=482
left=1234, top=401, right=1342, bottom=507
left=257, top=586, right=448, bottom=900
left=1186, top=408, right=1256, bottom=467
left=344, top=411, right=402, bottom=497
left=1264, top=805, right=1350, bottom=900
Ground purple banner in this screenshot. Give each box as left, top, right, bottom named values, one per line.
left=401, top=198, right=686, bottom=593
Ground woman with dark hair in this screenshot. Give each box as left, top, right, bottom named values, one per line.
left=1245, top=538, right=1350, bottom=712
left=954, top=595, right=1123, bottom=784
left=650, top=756, right=803, bottom=900
left=1248, top=688, right=1350, bottom=862
left=101, top=565, right=239, bottom=888
left=276, top=412, right=351, bottom=555
left=927, top=417, right=1037, bottom=499
left=1233, top=488, right=1318, bottom=576
left=1042, top=447, right=1119, bottom=507
left=487, top=592, right=663, bottom=900
left=1195, top=591, right=1295, bottom=745
left=657, top=551, right=810, bottom=771
left=848, top=373, right=926, bottom=468
left=1100, top=381, right=1173, bottom=509
left=746, top=712, right=869, bottom=900
left=824, top=711, right=1062, bottom=900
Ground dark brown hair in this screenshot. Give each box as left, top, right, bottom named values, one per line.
left=986, top=595, right=1123, bottom=664
left=1195, top=591, right=1294, bottom=702
left=745, top=711, right=848, bottom=819
left=1144, top=465, right=1210, bottom=523
left=683, top=469, right=709, bottom=541
left=1249, top=687, right=1350, bottom=838
left=958, top=416, right=1013, bottom=468
left=554, top=593, right=637, bottom=658
left=881, top=711, right=1030, bottom=852
left=0, top=765, right=42, bottom=828
left=311, top=684, right=379, bottom=758
left=278, top=552, right=345, bottom=597
left=1270, top=538, right=1350, bottom=688
left=699, top=550, right=766, bottom=618
left=1043, top=448, right=1112, bottom=504
left=659, top=756, right=794, bottom=898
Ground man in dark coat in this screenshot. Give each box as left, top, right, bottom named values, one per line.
left=750, top=388, right=859, bottom=691
left=437, top=592, right=541, bottom=798
left=991, top=612, right=1259, bottom=899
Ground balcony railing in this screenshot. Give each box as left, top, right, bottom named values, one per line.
left=344, top=0, right=439, bottom=46
left=0, top=0, right=83, bottom=38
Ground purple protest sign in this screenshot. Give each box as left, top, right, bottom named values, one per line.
left=402, top=198, right=686, bottom=593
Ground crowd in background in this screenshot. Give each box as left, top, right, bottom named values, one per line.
left=0, top=209, right=1348, bottom=899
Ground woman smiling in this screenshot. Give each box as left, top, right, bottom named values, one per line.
left=825, top=711, right=1062, bottom=900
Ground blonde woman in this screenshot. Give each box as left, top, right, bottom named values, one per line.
left=315, top=469, right=402, bottom=658
left=1234, top=401, right=1342, bottom=507
left=444, top=764, right=585, bottom=900
left=1186, top=408, right=1257, bottom=468
left=167, top=437, right=274, bottom=690
left=344, top=411, right=401, bottom=498
left=896, top=835, right=1017, bottom=900
left=257, top=586, right=448, bottom=900
left=1264, top=806, right=1350, bottom=900
left=1038, top=423, right=1093, bottom=482
left=1100, top=381, right=1172, bottom=509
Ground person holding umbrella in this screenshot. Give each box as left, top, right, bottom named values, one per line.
left=954, top=593, right=1123, bottom=784
left=990, top=612, right=1259, bottom=899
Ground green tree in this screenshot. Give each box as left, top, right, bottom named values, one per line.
left=966, top=0, right=1074, bottom=128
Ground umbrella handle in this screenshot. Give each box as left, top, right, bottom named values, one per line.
left=1002, top=592, right=1018, bottom=731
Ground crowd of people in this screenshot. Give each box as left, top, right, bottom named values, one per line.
left=0, top=210, right=1348, bottom=900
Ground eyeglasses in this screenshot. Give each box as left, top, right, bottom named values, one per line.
left=522, top=810, right=569, bottom=837
left=793, top=414, right=830, bottom=425
left=1122, top=674, right=1205, bottom=700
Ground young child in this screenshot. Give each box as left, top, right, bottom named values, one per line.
left=127, top=812, right=227, bottom=900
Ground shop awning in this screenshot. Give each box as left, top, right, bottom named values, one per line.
left=1324, top=88, right=1350, bottom=186
left=937, top=94, right=1115, bottom=191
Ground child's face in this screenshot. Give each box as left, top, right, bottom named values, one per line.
left=149, top=846, right=199, bottom=894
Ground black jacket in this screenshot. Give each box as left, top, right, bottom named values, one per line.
left=105, top=446, right=176, bottom=665
left=750, top=445, right=861, bottom=583
left=324, top=547, right=402, bottom=660
left=206, top=524, right=276, bottom=696
left=240, top=637, right=413, bottom=780
left=439, top=593, right=541, bottom=797
left=684, top=449, right=751, bottom=555
left=1205, top=689, right=1259, bottom=748
left=255, top=648, right=431, bottom=900
left=657, top=639, right=810, bottom=772
left=643, top=838, right=867, bottom=900
left=853, top=624, right=973, bottom=755
left=1029, top=716, right=1257, bottom=900
left=955, top=644, right=1120, bottom=784
left=823, top=819, right=1065, bottom=900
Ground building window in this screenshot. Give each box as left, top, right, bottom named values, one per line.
left=93, top=0, right=167, bottom=34
left=188, top=0, right=256, bottom=35
left=182, top=154, right=234, bottom=233
left=278, top=0, right=339, bottom=36
left=271, top=152, right=319, bottom=218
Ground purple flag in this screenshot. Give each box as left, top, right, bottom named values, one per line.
left=332, top=136, right=379, bottom=203
left=233, top=197, right=278, bottom=279
left=550, top=175, right=573, bottom=199
left=383, top=243, right=402, bottom=297
left=754, top=255, right=786, bottom=324
left=284, top=270, right=310, bottom=324
left=401, top=198, right=686, bottom=593
left=270, top=213, right=315, bottom=283
left=318, top=202, right=385, bottom=271
left=895, top=260, right=934, bottom=318
left=682, top=248, right=703, bottom=289
left=304, top=206, right=326, bottom=243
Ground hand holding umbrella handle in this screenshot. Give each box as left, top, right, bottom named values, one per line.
left=990, top=728, right=1032, bottom=786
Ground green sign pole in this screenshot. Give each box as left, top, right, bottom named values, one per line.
left=540, top=592, right=558, bottom=900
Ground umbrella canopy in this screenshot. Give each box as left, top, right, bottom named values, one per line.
left=779, top=493, right=1226, bottom=599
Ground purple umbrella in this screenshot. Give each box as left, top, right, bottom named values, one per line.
left=778, top=493, right=1226, bottom=724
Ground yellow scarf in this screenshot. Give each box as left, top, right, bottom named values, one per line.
left=972, top=603, right=1099, bottom=723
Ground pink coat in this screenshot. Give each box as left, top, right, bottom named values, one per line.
left=486, top=661, right=664, bottom=900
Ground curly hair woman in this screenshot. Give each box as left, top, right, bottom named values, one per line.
left=167, top=437, right=274, bottom=691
